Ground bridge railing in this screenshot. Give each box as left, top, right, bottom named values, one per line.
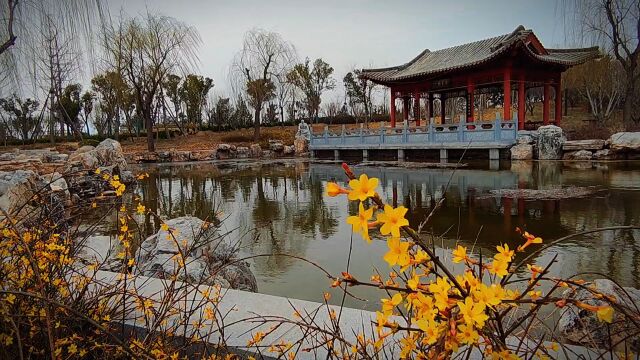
left=310, top=114, right=518, bottom=148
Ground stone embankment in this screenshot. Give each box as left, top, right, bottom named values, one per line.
left=125, top=138, right=309, bottom=164
left=511, top=125, right=640, bottom=161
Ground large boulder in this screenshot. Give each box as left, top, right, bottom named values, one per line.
left=592, top=149, right=621, bottom=161
left=250, top=144, right=262, bottom=158
left=559, top=279, right=640, bottom=351
left=609, top=132, right=640, bottom=152
left=0, top=170, right=42, bottom=218
left=236, top=146, right=250, bottom=159
left=75, top=235, right=123, bottom=271
left=510, top=144, right=533, bottom=160
left=135, top=216, right=256, bottom=291
left=562, top=150, right=593, bottom=161
left=516, top=130, right=538, bottom=145
left=536, top=125, right=566, bottom=160
left=68, top=139, right=127, bottom=170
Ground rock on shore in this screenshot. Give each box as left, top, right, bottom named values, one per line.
left=134, top=216, right=257, bottom=292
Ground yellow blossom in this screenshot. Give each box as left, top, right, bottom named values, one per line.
left=457, top=324, right=479, bottom=345
left=136, top=203, right=146, bottom=215
left=495, top=243, right=514, bottom=263
left=347, top=174, right=378, bottom=201
left=597, top=306, right=614, bottom=323
left=383, top=237, right=411, bottom=267
left=452, top=245, right=469, bottom=263
left=415, top=319, right=441, bottom=345
left=377, top=204, right=409, bottom=238
left=346, top=202, right=374, bottom=243
left=489, top=258, right=509, bottom=278
left=457, top=297, right=488, bottom=328
left=326, top=182, right=350, bottom=197
left=381, top=293, right=403, bottom=316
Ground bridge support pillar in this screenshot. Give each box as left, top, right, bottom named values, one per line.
left=362, top=149, right=368, bottom=161
left=489, top=148, right=500, bottom=160
left=439, top=149, right=448, bottom=163
left=334, top=149, right=340, bottom=160
left=489, top=159, right=500, bottom=170
left=310, top=150, right=315, bottom=159
left=397, top=149, right=405, bottom=162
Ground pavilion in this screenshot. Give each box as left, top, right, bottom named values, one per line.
left=360, top=25, right=600, bottom=130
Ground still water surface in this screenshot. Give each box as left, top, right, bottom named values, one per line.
left=132, top=160, right=640, bottom=310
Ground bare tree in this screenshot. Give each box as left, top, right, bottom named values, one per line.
left=565, top=56, right=624, bottom=122
left=568, top=0, right=640, bottom=123
left=230, top=28, right=295, bottom=140
left=103, top=13, right=201, bottom=152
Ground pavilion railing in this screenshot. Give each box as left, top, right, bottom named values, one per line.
left=310, top=113, right=518, bottom=148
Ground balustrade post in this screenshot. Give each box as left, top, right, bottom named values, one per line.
left=341, top=124, right=346, bottom=144
left=428, top=122, right=434, bottom=142
left=323, top=125, right=329, bottom=144
left=359, top=123, right=364, bottom=144
left=494, top=117, right=502, bottom=141
left=379, top=124, right=385, bottom=144
left=403, top=120, right=408, bottom=142
left=458, top=114, right=465, bottom=141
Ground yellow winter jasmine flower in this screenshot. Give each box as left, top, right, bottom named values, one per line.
left=346, top=202, right=374, bottom=243
left=415, top=319, right=441, bottom=345
left=597, top=306, right=614, bottom=323
left=489, top=258, right=509, bottom=278
left=517, top=231, right=543, bottom=251
left=383, top=237, right=411, bottom=267
left=429, top=277, right=452, bottom=311
left=457, top=324, right=479, bottom=345
left=377, top=204, right=409, bottom=237
left=326, top=182, right=350, bottom=197
left=457, top=297, right=488, bottom=327
left=495, top=243, right=514, bottom=263
left=347, top=174, right=378, bottom=201
left=472, top=283, right=503, bottom=308
left=413, top=249, right=430, bottom=264
left=381, top=293, right=403, bottom=316
left=452, top=245, right=469, bottom=263
left=161, top=223, right=169, bottom=231
left=136, top=203, right=146, bottom=215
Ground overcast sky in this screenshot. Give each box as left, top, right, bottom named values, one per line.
left=107, top=0, right=571, bottom=101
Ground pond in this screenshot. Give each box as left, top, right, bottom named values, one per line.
left=131, top=159, right=640, bottom=311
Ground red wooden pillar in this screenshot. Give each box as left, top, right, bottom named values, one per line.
left=414, top=90, right=421, bottom=126
left=554, top=76, right=562, bottom=126
left=543, top=80, right=551, bottom=125
left=466, top=78, right=475, bottom=122
left=440, top=95, right=446, bottom=124
left=428, top=93, right=434, bottom=122
left=518, top=73, right=526, bottom=130
left=390, top=89, right=396, bottom=128
left=403, top=96, right=410, bottom=122
left=503, top=64, right=512, bottom=120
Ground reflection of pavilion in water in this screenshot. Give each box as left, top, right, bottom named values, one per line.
left=310, top=163, right=568, bottom=247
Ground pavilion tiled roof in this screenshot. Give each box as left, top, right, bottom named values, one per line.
left=360, top=25, right=599, bottom=83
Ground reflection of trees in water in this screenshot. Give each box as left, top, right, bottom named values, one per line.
left=135, top=161, right=340, bottom=276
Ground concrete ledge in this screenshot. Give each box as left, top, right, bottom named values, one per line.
left=85, top=270, right=609, bottom=359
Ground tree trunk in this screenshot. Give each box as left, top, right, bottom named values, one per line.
left=253, top=106, right=261, bottom=141
left=146, top=112, right=155, bottom=152
left=622, top=82, right=635, bottom=124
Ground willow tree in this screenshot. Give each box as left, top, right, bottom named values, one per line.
left=231, top=29, right=295, bottom=140
left=0, top=0, right=104, bottom=90
left=567, top=0, right=640, bottom=123
left=102, top=14, right=200, bottom=152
